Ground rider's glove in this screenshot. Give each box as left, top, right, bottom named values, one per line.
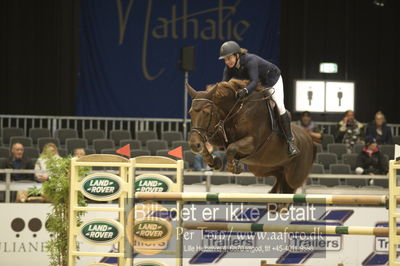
left=237, top=88, right=248, bottom=99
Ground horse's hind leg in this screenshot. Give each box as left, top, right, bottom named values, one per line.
left=269, top=171, right=295, bottom=212
left=269, top=170, right=295, bottom=194
left=280, top=173, right=297, bottom=194
left=269, top=172, right=282, bottom=194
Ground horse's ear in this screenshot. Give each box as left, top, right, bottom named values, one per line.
left=185, top=82, right=197, bottom=98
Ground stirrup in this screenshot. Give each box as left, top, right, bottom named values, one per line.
left=287, top=141, right=300, bottom=157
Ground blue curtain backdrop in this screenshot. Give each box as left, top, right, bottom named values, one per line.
left=77, top=0, right=281, bottom=118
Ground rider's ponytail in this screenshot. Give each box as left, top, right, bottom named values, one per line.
left=239, top=48, right=248, bottom=54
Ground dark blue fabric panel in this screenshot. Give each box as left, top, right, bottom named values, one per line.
left=77, top=0, right=281, bottom=117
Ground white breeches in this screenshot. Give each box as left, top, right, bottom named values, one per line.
left=271, top=75, right=286, bottom=115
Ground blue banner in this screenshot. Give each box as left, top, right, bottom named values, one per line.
left=77, top=0, right=281, bottom=118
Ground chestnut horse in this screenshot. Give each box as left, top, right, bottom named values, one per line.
left=187, top=79, right=315, bottom=194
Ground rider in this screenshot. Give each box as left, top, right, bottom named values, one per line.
left=219, top=40, right=299, bottom=157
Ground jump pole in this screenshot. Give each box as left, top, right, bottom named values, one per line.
left=135, top=192, right=395, bottom=205
left=389, top=160, right=400, bottom=266
left=182, top=222, right=400, bottom=236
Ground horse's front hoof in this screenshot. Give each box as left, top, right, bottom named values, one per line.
left=212, top=156, right=223, bottom=171
left=229, top=160, right=243, bottom=174
left=233, top=167, right=242, bottom=175
left=227, top=164, right=234, bottom=173
left=227, top=164, right=238, bottom=174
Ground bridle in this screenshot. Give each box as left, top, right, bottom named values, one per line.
left=190, top=98, right=215, bottom=143
left=190, top=96, right=245, bottom=146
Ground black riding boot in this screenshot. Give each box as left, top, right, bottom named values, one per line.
left=279, top=112, right=300, bottom=157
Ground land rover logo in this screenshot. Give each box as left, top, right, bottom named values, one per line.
left=80, top=219, right=122, bottom=245
left=133, top=218, right=172, bottom=243
left=125, top=203, right=170, bottom=255
left=135, top=174, right=173, bottom=192
left=81, top=173, right=123, bottom=201
left=134, top=261, right=167, bottom=266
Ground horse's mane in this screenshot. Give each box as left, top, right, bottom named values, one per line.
left=205, top=79, right=250, bottom=99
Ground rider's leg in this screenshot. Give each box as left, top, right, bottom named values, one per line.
left=271, top=76, right=300, bottom=157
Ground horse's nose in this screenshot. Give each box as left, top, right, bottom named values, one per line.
left=190, top=142, right=203, bottom=153
left=190, top=143, right=201, bottom=150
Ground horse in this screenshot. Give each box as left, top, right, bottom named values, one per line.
left=187, top=79, right=316, bottom=195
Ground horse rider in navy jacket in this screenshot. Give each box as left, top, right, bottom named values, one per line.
left=219, top=41, right=299, bottom=157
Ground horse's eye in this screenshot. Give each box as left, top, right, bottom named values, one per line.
left=202, top=108, right=211, bottom=114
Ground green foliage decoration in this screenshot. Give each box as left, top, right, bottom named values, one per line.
left=41, top=156, right=89, bottom=266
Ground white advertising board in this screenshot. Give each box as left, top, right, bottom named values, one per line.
left=325, top=81, right=355, bottom=112
left=0, top=203, right=393, bottom=266
left=295, top=80, right=325, bottom=112
left=295, top=80, right=355, bottom=113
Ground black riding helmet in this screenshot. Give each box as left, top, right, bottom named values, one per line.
left=219, top=41, right=241, bottom=60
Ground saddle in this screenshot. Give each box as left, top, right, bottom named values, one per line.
left=226, top=79, right=280, bottom=133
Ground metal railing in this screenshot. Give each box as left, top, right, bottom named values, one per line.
left=1, top=114, right=400, bottom=138
left=0, top=169, right=388, bottom=203
left=0, top=115, right=189, bottom=138
left=315, top=121, right=400, bottom=136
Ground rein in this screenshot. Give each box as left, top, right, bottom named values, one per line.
left=190, top=87, right=275, bottom=146
left=213, top=100, right=243, bottom=143
left=246, top=87, right=275, bottom=102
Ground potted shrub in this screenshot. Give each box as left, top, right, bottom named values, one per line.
left=27, top=185, right=45, bottom=203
